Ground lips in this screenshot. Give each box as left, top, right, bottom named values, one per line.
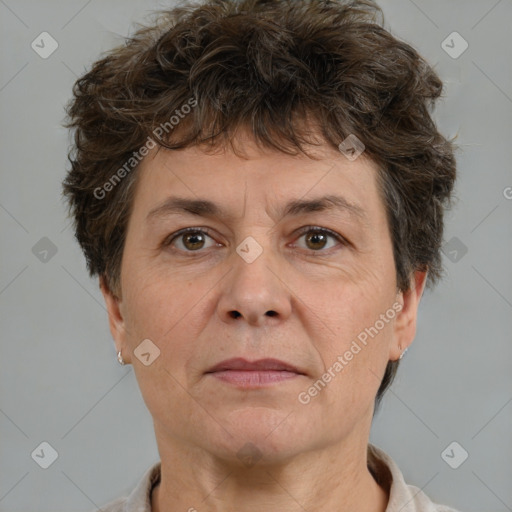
left=205, top=357, right=305, bottom=375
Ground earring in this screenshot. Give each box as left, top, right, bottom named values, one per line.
left=117, top=350, right=125, bottom=366
left=399, top=347, right=408, bottom=360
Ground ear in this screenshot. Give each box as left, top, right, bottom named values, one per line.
left=389, top=270, right=428, bottom=361
left=99, top=275, right=131, bottom=364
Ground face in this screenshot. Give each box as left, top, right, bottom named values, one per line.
left=101, top=131, right=426, bottom=465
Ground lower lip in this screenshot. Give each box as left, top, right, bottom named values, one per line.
left=208, top=370, right=301, bottom=387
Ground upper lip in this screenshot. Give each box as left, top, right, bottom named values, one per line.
left=205, top=357, right=305, bottom=374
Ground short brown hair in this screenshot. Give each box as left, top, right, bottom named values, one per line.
left=62, top=0, right=457, bottom=410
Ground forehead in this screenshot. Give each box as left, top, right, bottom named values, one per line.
left=129, top=136, right=385, bottom=229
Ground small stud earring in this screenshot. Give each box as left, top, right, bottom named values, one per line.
left=117, top=350, right=125, bottom=365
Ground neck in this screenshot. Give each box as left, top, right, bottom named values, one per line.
left=150, top=430, right=389, bottom=512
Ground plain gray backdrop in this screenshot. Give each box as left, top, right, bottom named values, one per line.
left=1, top=0, right=511, bottom=511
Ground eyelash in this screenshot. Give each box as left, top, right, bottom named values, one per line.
left=163, top=226, right=348, bottom=255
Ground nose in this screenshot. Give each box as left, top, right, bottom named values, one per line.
left=216, top=241, right=292, bottom=327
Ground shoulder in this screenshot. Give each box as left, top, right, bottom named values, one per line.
left=92, top=497, right=125, bottom=512
left=367, top=444, right=463, bottom=512
left=402, top=482, right=463, bottom=512
left=88, top=461, right=161, bottom=512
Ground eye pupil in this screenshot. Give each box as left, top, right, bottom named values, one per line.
left=183, top=232, right=205, bottom=250
left=306, top=231, right=327, bottom=250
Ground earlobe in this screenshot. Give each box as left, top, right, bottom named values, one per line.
left=390, top=270, right=428, bottom=361
left=99, top=275, right=129, bottom=362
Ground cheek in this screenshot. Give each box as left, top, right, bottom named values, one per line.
left=122, top=248, right=186, bottom=324
left=122, top=273, right=215, bottom=387
left=313, top=282, right=395, bottom=395
left=123, top=280, right=201, bottom=421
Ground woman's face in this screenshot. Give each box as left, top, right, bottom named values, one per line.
left=101, top=133, right=425, bottom=464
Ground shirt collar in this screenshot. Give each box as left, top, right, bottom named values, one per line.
left=121, top=460, right=161, bottom=512
left=117, top=444, right=448, bottom=512
left=368, top=443, right=445, bottom=511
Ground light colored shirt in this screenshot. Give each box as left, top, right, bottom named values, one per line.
left=94, top=443, right=462, bottom=511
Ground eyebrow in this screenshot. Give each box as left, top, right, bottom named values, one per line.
left=146, top=194, right=368, bottom=225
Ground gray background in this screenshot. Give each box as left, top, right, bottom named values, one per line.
left=1, top=0, right=511, bottom=510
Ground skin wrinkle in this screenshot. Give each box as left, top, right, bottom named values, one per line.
left=59, top=2, right=458, bottom=508
left=100, top=130, right=427, bottom=512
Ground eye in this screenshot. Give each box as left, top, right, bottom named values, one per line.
left=163, top=226, right=347, bottom=254
left=165, top=228, right=218, bottom=252
left=292, top=226, right=346, bottom=252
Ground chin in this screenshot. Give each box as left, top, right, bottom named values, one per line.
left=203, top=406, right=314, bottom=464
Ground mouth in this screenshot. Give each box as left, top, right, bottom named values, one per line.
left=205, top=358, right=306, bottom=388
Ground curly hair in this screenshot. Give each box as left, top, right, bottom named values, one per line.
left=61, top=0, right=457, bottom=410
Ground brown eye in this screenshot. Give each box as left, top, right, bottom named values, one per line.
left=304, top=231, right=329, bottom=250
left=294, top=227, right=344, bottom=252
left=166, top=228, right=217, bottom=252
left=181, top=231, right=207, bottom=251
